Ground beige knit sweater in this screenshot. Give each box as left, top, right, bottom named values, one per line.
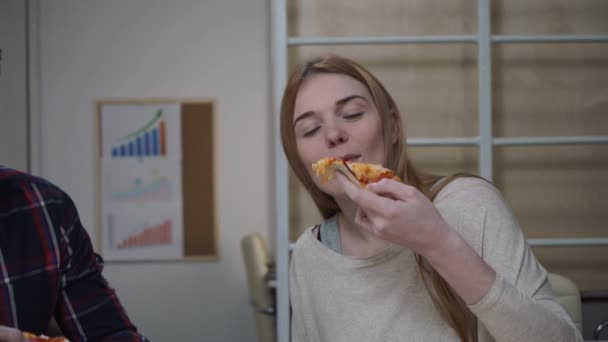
left=289, top=177, right=582, bottom=342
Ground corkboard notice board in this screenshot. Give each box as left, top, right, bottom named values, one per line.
left=96, top=99, right=217, bottom=262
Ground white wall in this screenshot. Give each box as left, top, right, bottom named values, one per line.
left=0, top=0, right=28, bottom=171
left=37, top=1, right=272, bottom=341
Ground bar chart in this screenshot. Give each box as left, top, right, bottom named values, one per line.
left=108, top=216, right=173, bottom=250
left=111, top=110, right=167, bottom=158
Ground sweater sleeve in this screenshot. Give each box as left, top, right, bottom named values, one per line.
left=436, top=178, right=582, bottom=342
left=469, top=274, right=582, bottom=341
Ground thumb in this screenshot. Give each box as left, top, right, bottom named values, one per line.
left=336, top=172, right=360, bottom=198
left=0, top=326, right=26, bottom=342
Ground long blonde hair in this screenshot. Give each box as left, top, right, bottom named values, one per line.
left=280, top=54, right=476, bottom=342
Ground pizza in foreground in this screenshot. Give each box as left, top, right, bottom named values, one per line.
left=22, top=332, right=70, bottom=342
left=312, top=157, right=401, bottom=187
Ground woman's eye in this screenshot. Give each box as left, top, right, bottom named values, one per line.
left=343, top=112, right=363, bottom=120
left=303, top=126, right=320, bottom=137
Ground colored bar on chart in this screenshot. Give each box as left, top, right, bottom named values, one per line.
left=144, top=131, right=151, bottom=156
left=128, top=141, right=134, bottom=156
left=120, top=144, right=126, bottom=157
left=136, top=136, right=143, bottom=156
left=159, top=120, right=166, bottom=156
left=152, top=128, right=159, bottom=156
left=112, top=147, right=117, bottom=157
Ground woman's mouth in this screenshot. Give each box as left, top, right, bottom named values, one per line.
left=341, top=154, right=360, bottom=162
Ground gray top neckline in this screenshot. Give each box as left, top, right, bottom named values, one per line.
left=319, top=214, right=342, bottom=254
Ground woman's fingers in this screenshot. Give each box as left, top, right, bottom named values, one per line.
left=365, top=178, right=418, bottom=201
left=354, top=208, right=372, bottom=229
left=336, top=173, right=396, bottom=215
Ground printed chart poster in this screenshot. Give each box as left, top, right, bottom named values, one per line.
left=100, top=103, right=184, bottom=261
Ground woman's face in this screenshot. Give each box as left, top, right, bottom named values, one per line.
left=293, top=73, right=385, bottom=196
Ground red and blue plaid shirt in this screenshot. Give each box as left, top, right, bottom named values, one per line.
left=0, top=167, right=148, bottom=341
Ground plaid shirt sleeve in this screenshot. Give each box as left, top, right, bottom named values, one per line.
left=0, top=167, right=149, bottom=341
left=56, top=195, right=148, bottom=341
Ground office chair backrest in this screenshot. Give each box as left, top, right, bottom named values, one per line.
left=548, top=272, right=583, bottom=332
left=241, top=233, right=276, bottom=342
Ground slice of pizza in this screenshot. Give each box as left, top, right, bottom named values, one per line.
left=22, top=332, right=70, bottom=342
left=312, top=157, right=401, bottom=187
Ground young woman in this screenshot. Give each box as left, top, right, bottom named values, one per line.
left=280, top=54, right=581, bottom=341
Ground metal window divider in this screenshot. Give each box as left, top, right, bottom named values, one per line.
left=270, top=0, right=289, bottom=341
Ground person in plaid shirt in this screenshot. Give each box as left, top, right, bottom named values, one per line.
left=0, top=167, right=148, bottom=341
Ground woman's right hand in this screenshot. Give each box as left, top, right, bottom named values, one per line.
left=0, top=326, right=26, bottom=342
left=336, top=173, right=452, bottom=256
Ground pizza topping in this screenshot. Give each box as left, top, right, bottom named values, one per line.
left=22, top=332, right=70, bottom=342
left=312, top=157, right=400, bottom=186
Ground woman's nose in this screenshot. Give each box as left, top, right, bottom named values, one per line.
left=325, top=125, right=348, bottom=147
